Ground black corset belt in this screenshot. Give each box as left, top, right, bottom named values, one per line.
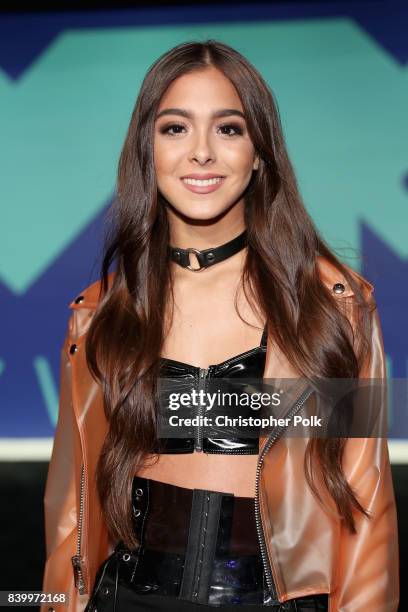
left=85, top=477, right=329, bottom=610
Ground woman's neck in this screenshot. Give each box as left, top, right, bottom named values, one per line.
left=166, top=202, right=246, bottom=251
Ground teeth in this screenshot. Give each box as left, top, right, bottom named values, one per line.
left=183, top=177, right=222, bottom=186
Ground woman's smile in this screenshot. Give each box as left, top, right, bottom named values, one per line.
left=181, top=175, right=226, bottom=194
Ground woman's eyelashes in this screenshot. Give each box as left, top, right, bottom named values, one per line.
left=159, top=123, right=184, bottom=136
left=218, top=123, right=245, bottom=137
left=158, top=122, right=245, bottom=137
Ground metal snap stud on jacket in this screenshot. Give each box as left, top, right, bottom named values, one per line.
left=332, top=282, right=345, bottom=294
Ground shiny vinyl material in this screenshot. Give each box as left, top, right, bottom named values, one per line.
left=155, top=325, right=268, bottom=454
left=41, top=256, right=400, bottom=612
left=84, top=477, right=328, bottom=610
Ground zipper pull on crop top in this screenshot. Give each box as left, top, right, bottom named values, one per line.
left=155, top=325, right=268, bottom=455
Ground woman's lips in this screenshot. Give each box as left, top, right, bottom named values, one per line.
left=181, top=177, right=225, bottom=194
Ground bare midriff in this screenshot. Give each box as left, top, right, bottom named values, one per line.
left=136, top=452, right=259, bottom=497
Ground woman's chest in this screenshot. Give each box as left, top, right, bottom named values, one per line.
left=162, top=275, right=266, bottom=369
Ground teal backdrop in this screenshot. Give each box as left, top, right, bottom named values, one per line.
left=0, top=2, right=406, bottom=443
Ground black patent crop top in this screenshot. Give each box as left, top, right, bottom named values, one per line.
left=155, top=325, right=268, bottom=455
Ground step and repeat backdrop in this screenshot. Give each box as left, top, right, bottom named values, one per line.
left=0, top=1, right=407, bottom=459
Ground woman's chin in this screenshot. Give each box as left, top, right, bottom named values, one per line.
left=166, top=200, right=238, bottom=224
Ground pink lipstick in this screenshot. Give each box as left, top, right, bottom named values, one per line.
left=180, top=174, right=225, bottom=194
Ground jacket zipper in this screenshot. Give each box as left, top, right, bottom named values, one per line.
left=71, top=462, right=86, bottom=594
left=195, top=367, right=209, bottom=451
left=254, top=385, right=314, bottom=601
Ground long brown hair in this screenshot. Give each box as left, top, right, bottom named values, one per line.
left=86, top=39, right=372, bottom=548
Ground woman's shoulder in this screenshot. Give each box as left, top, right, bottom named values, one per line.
left=65, top=271, right=116, bottom=340
left=66, top=260, right=374, bottom=308
left=316, top=255, right=374, bottom=301
left=68, top=271, right=116, bottom=311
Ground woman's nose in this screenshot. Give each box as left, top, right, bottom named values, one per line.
left=189, top=130, right=215, bottom=165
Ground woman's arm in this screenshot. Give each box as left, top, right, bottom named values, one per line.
left=41, top=315, right=87, bottom=612
left=330, top=297, right=400, bottom=611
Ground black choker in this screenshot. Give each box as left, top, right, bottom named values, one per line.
left=169, top=230, right=248, bottom=272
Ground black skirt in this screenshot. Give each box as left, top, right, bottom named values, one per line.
left=85, top=477, right=328, bottom=611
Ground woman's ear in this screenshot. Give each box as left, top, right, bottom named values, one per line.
left=253, top=155, right=259, bottom=171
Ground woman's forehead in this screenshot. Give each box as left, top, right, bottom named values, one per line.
left=157, top=69, right=243, bottom=111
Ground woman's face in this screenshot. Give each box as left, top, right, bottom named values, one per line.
left=153, top=66, right=259, bottom=221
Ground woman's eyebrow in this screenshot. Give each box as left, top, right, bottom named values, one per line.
left=155, top=108, right=245, bottom=120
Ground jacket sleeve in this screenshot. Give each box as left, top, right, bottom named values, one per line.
left=41, top=315, right=87, bottom=612
left=330, top=296, right=400, bottom=611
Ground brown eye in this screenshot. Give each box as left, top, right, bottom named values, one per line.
left=159, top=123, right=186, bottom=136
left=218, top=123, right=244, bottom=136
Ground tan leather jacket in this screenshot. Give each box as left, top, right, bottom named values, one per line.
left=41, top=256, right=399, bottom=612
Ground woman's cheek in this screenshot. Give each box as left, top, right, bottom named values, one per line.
left=155, top=149, right=183, bottom=178
left=224, top=146, right=254, bottom=174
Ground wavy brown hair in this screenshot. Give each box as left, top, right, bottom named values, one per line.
left=86, top=39, right=373, bottom=548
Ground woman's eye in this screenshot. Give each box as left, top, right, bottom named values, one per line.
left=158, top=122, right=245, bottom=137
left=218, top=123, right=244, bottom=137
left=159, top=123, right=186, bottom=136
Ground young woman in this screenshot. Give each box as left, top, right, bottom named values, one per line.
left=41, top=40, right=399, bottom=612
